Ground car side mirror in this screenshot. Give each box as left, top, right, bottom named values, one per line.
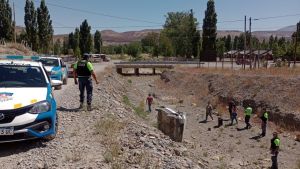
left=51, top=80, right=62, bottom=87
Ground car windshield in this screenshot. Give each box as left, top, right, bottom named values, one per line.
left=0, top=65, right=47, bottom=88
left=38, top=58, right=59, bottom=67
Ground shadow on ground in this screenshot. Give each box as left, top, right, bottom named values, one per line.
left=57, top=106, right=81, bottom=112
left=0, top=140, right=47, bottom=157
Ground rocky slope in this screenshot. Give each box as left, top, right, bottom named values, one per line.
left=159, top=68, right=300, bottom=131
left=0, top=68, right=200, bottom=169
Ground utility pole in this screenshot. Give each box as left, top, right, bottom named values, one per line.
left=249, top=17, right=252, bottom=69
left=294, top=23, right=299, bottom=67
left=243, top=15, right=247, bottom=70
left=13, top=1, right=16, bottom=43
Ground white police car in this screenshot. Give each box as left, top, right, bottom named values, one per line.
left=0, top=59, right=61, bottom=142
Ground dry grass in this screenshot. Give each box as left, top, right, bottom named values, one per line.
left=94, top=115, right=125, bottom=164
left=0, top=43, right=34, bottom=55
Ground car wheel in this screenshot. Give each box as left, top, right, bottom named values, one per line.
left=44, top=115, right=58, bottom=141
left=63, top=77, right=68, bottom=85
left=55, top=85, right=62, bottom=90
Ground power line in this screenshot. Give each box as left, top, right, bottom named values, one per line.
left=33, top=0, right=163, bottom=25
left=255, top=13, right=300, bottom=20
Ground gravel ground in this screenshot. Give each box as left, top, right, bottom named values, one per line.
left=123, top=74, right=300, bottom=169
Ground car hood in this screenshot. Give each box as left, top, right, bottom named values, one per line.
left=45, top=66, right=60, bottom=72
left=0, top=88, right=47, bottom=110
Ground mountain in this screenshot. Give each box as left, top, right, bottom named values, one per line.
left=277, top=25, right=296, bottom=32
left=50, top=25, right=295, bottom=45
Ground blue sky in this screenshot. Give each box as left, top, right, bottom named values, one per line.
left=13, top=0, right=300, bottom=34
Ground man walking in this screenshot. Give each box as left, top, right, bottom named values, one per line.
left=270, top=132, right=280, bottom=169
left=146, top=94, right=153, bottom=112
left=244, top=106, right=252, bottom=129
left=260, top=108, right=269, bottom=137
left=73, top=54, right=99, bottom=111
left=228, top=100, right=234, bottom=120
left=205, top=101, right=213, bottom=122
left=230, top=103, right=238, bottom=125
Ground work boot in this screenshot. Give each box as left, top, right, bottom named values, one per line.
left=87, top=104, right=92, bottom=111
left=79, top=102, right=84, bottom=109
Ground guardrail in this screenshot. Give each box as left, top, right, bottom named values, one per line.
left=115, top=61, right=204, bottom=65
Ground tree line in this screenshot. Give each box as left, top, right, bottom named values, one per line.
left=0, top=0, right=299, bottom=60
left=61, top=20, right=103, bottom=57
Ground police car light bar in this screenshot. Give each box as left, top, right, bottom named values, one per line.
left=0, top=55, right=40, bottom=61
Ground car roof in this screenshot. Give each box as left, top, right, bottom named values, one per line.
left=0, top=60, right=42, bottom=67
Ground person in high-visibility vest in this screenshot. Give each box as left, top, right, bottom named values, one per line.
left=244, top=107, right=252, bottom=129
left=260, top=108, right=269, bottom=137
left=270, top=132, right=280, bottom=169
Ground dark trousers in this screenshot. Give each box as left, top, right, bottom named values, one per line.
left=148, top=104, right=152, bottom=112
left=231, top=113, right=238, bottom=124
left=245, top=115, right=251, bottom=129
left=79, top=77, right=93, bottom=105
left=261, top=122, right=267, bottom=136
left=206, top=112, right=213, bottom=121
left=271, top=152, right=278, bottom=169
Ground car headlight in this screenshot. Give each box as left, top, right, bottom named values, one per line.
left=28, top=101, right=51, bottom=114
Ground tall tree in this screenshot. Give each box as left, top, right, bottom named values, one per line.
left=24, top=0, right=38, bottom=50
left=68, top=32, right=74, bottom=50
left=163, top=10, right=199, bottom=58
left=141, top=32, right=159, bottom=54
left=126, top=42, right=141, bottom=59
left=37, top=0, right=53, bottom=53
left=73, top=28, right=80, bottom=57
left=0, top=0, right=13, bottom=41
left=225, top=35, right=231, bottom=52
left=53, top=39, right=61, bottom=55
left=201, top=0, right=217, bottom=61
left=94, top=30, right=102, bottom=54
left=269, top=35, right=274, bottom=50
left=233, top=36, right=238, bottom=50
left=189, top=9, right=201, bottom=58
left=79, top=19, right=93, bottom=54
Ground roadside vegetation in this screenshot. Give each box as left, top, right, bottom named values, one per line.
left=123, top=95, right=148, bottom=119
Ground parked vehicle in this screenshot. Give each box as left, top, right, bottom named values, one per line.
left=37, top=56, right=68, bottom=89
left=0, top=59, right=61, bottom=143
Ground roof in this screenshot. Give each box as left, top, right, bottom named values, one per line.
left=0, top=59, right=42, bottom=67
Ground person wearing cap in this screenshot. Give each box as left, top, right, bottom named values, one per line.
left=260, top=108, right=269, bottom=137
left=73, top=54, right=99, bottom=111
left=244, top=106, right=252, bottom=129
left=270, top=132, right=280, bottom=169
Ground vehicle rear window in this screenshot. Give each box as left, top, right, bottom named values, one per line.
left=38, top=59, right=59, bottom=67
left=0, top=65, right=47, bottom=87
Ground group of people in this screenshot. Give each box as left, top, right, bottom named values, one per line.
left=72, top=54, right=280, bottom=168
left=205, top=100, right=280, bottom=169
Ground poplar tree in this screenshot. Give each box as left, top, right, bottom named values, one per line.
left=79, top=20, right=93, bottom=54
left=0, top=0, right=13, bottom=41
left=94, top=30, right=102, bottom=54
left=24, top=0, right=38, bottom=50
left=37, top=0, right=53, bottom=53
left=201, top=0, right=217, bottom=61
